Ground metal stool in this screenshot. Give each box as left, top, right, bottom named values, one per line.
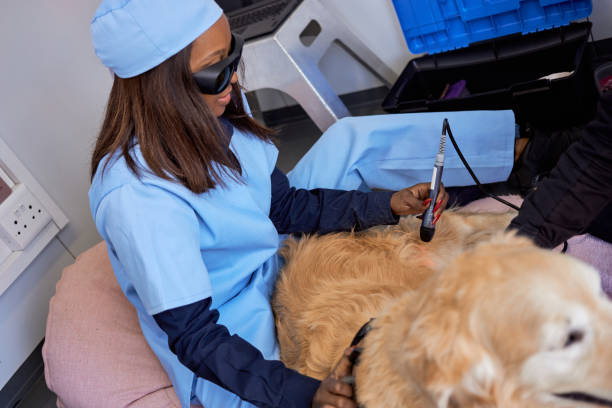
left=239, top=0, right=397, bottom=132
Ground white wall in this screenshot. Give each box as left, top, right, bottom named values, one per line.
left=0, top=0, right=110, bottom=389
left=591, top=0, right=612, bottom=41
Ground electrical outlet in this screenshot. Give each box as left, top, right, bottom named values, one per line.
left=0, top=184, right=53, bottom=250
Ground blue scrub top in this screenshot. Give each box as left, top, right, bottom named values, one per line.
left=89, top=127, right=280, bottom=407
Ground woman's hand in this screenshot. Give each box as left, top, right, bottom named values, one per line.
left=312, top=347, right=357, bottom=408
left=390, top=182, right=449, bottom=223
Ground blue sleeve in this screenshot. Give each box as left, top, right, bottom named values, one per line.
left=154, top=298, right=320, bottom=408
left=98, top=183, right=212, bottom=315
left=269, top=167, right=399, bottom=234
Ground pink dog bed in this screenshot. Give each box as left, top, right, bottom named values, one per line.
left=43, top=197, right=612, bottom=407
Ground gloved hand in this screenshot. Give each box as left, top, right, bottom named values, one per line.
left=391, top=182, right=448, bottom=223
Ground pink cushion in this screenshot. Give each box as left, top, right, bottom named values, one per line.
left=43, top=242, right=202, bottom=408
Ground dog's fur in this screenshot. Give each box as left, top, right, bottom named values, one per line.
left=273, top=211, right=612, bottom=407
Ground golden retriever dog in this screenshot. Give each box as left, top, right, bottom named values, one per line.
left=273, top=211, right=612, bottom=407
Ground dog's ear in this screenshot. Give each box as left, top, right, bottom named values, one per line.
left=427, top=355, right=500, bottom=408
left=457, top=355, right=500, bottom=403
left=402, top=304, right=463, bottom=400
left=403, top=291, right=500, bottom=407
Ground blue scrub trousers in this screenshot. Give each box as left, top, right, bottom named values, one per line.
left=287, top=110, right=515, bottom=191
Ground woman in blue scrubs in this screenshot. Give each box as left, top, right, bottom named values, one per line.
left=88, top=1, right=516, bottom=407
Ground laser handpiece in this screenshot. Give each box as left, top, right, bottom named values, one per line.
left=419, top=119, right=448, bottom=242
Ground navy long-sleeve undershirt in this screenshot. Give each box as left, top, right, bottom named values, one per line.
left=269, top=167, right=398, bottom=234
left=154, top=298, right=319, bottom=408
left=154, top=166, right=399, bottom=407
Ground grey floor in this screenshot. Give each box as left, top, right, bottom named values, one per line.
left=275, top=118, right=321, bottom=173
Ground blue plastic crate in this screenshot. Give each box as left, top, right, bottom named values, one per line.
left=392, top=0, right=592, bottom=54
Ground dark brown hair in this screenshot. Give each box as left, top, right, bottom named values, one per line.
left=90, top=44, right=274, bottom=193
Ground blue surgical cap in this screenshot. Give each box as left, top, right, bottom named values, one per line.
left=91, top=0, right=223, bottom=78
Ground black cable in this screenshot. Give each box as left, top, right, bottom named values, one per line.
left=443, top=119, right=520, bottom=211
left=443, top=119, right=569, bottom=253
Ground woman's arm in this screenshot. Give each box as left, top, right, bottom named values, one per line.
left=270, top=167, right=447, bottom=234
left=154, top=298, right=318, bottom=408
left=97, top=183, right=354, bottom=407
left=269, top=167, right=398, bottom=234
left=155, top=298, right=356, bottom=408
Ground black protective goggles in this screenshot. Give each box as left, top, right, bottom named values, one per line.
left=193, top=33, right=244, bottom=95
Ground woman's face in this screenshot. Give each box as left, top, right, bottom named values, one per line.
left=190, top=15, right=237, bottom=117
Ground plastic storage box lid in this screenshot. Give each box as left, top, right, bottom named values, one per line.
left=392, top=0, right=592, bottom=54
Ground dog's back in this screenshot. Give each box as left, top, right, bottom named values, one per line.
left=273, top=210, right=515, bottom=379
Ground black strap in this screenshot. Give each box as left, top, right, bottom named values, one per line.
left=350, top=318, right=374, bottom=347
left=346, top=319, right=375, bottom=407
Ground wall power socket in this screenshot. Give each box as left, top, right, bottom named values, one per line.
left=0, top=183, right=53, bottom=250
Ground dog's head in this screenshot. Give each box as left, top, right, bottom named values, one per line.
left=356, top=234, right=612, bottom=408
